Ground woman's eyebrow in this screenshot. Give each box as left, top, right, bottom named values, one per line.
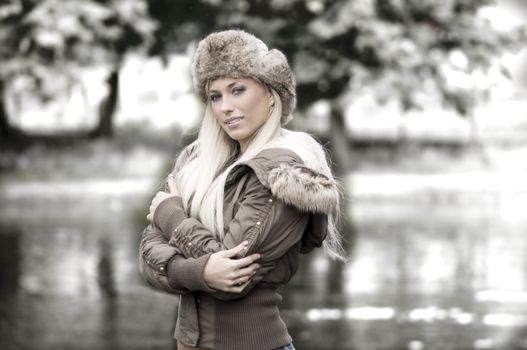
left=209, top=81, right=243, bottom=93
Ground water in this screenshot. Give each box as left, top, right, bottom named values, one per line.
left=0, top=178, right=177, bottom=349
left=1, top=175, right=527, bottom=350
left=283, top=195, right=527, bottom=349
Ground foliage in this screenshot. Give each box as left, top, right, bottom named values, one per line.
left=148, top=0, right=526, bottom=115
left=0, top=0, right=524, bottom=134
left=0, top=0, right=157, bottom=102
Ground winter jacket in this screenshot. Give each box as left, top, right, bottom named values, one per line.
left=139, top=143, right=339, bottom=350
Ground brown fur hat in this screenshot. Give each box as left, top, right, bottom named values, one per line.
left=191, top=29, right=296, bottom=123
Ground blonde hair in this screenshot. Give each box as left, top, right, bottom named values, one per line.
left=263, top=130, right=345, bottom=260
left=175, top=86, right=344, bottom=260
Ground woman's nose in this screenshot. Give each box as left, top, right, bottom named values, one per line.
left=221, top=97, right=234, bottom=114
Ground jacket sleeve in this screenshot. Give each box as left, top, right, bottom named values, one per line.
left=139, top=222, right=222, bottom=295
left=153, top=171, right=310, bottom=299
left=138, top=143, right=220, bottom=295
left=138, top=223, right=184, bottom=294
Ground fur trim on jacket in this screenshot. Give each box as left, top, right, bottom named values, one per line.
left=176, top=131, right=340, bottom=217
left=235, top=148, right=339, bottom=216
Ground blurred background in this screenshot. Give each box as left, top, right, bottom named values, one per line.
left=1, top=0, right=527, bottom=349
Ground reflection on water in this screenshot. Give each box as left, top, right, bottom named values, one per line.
left=97, top=236, right=118, bottom=348
left=0, top=227, right=20, bottom=296
left=1, top=176, right=527, bottom=349
left=281, top=192, right=527, bottom=350
left=0, top=179, right=178, bottom=350
left=97, top=237, right=117, bottom=298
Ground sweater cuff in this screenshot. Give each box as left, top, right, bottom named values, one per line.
left=153, top=196, right=187, bottom=238
left=166, top=253, right=216, bottom=293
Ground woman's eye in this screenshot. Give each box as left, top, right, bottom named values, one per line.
left=232, top=87, right=245, bottom=95
left=210, top=94, right=221, bottom=102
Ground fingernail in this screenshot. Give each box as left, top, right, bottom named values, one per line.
left=243, top=240, right=248, bottom=245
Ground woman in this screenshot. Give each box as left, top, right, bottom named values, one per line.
left=139, top=29, right=343, bottom=350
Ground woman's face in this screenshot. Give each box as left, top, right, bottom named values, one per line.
left=208, top=77, right=273, bottom=152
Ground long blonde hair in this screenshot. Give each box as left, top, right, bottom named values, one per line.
left=176, top=87, right=281, bottom=232
left=263, top=130, right=345, bottom=260
left=175, top=86, right=344, bottom=260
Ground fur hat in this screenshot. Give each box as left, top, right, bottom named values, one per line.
left=191, top=29, right=296, bottom=123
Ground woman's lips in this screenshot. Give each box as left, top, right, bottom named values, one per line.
left=224, top=117, right=244, bottom=127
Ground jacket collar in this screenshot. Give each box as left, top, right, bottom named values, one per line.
left=231, top=148, right=339, bottom=215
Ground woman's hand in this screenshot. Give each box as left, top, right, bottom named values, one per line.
left=203, top=241, right=262, bottom=293
left=146, top=175, right=180, bottom=222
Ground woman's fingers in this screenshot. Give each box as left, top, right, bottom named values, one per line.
left=152, top=191, right=171, bottom=206
left=236, top=263, right=260, bottom=279
left=203, top=243, right=263, bottom=293
left=221, top=241, right=249, bottom=258
left=166, top=175, right=179, bottom=195
left=231, top=274, right=251, bottom=287
left=146, top=191, right=174, bottom=221
left=234, top=252, right=261, bottom=269
left=229, top=279, right=251, bottom=293
left=146, top=204, right=154, bottom=221
left=144, top=174, right=179, bottom=228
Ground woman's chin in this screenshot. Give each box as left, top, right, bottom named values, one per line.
left=225, top=129, right=250, bottom=142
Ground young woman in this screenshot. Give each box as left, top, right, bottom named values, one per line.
left=139, top=29, right=343, bottom=350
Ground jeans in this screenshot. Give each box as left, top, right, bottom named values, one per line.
left=275, top=344, right=295, bottom=350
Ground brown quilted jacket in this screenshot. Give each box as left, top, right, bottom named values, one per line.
left=139, top=144, right=339, bottom=350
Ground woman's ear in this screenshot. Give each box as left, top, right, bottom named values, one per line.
left=268, top=94, right=275, bottom=107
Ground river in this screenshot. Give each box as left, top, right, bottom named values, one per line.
left=1, top=171, right=527, bottom=350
